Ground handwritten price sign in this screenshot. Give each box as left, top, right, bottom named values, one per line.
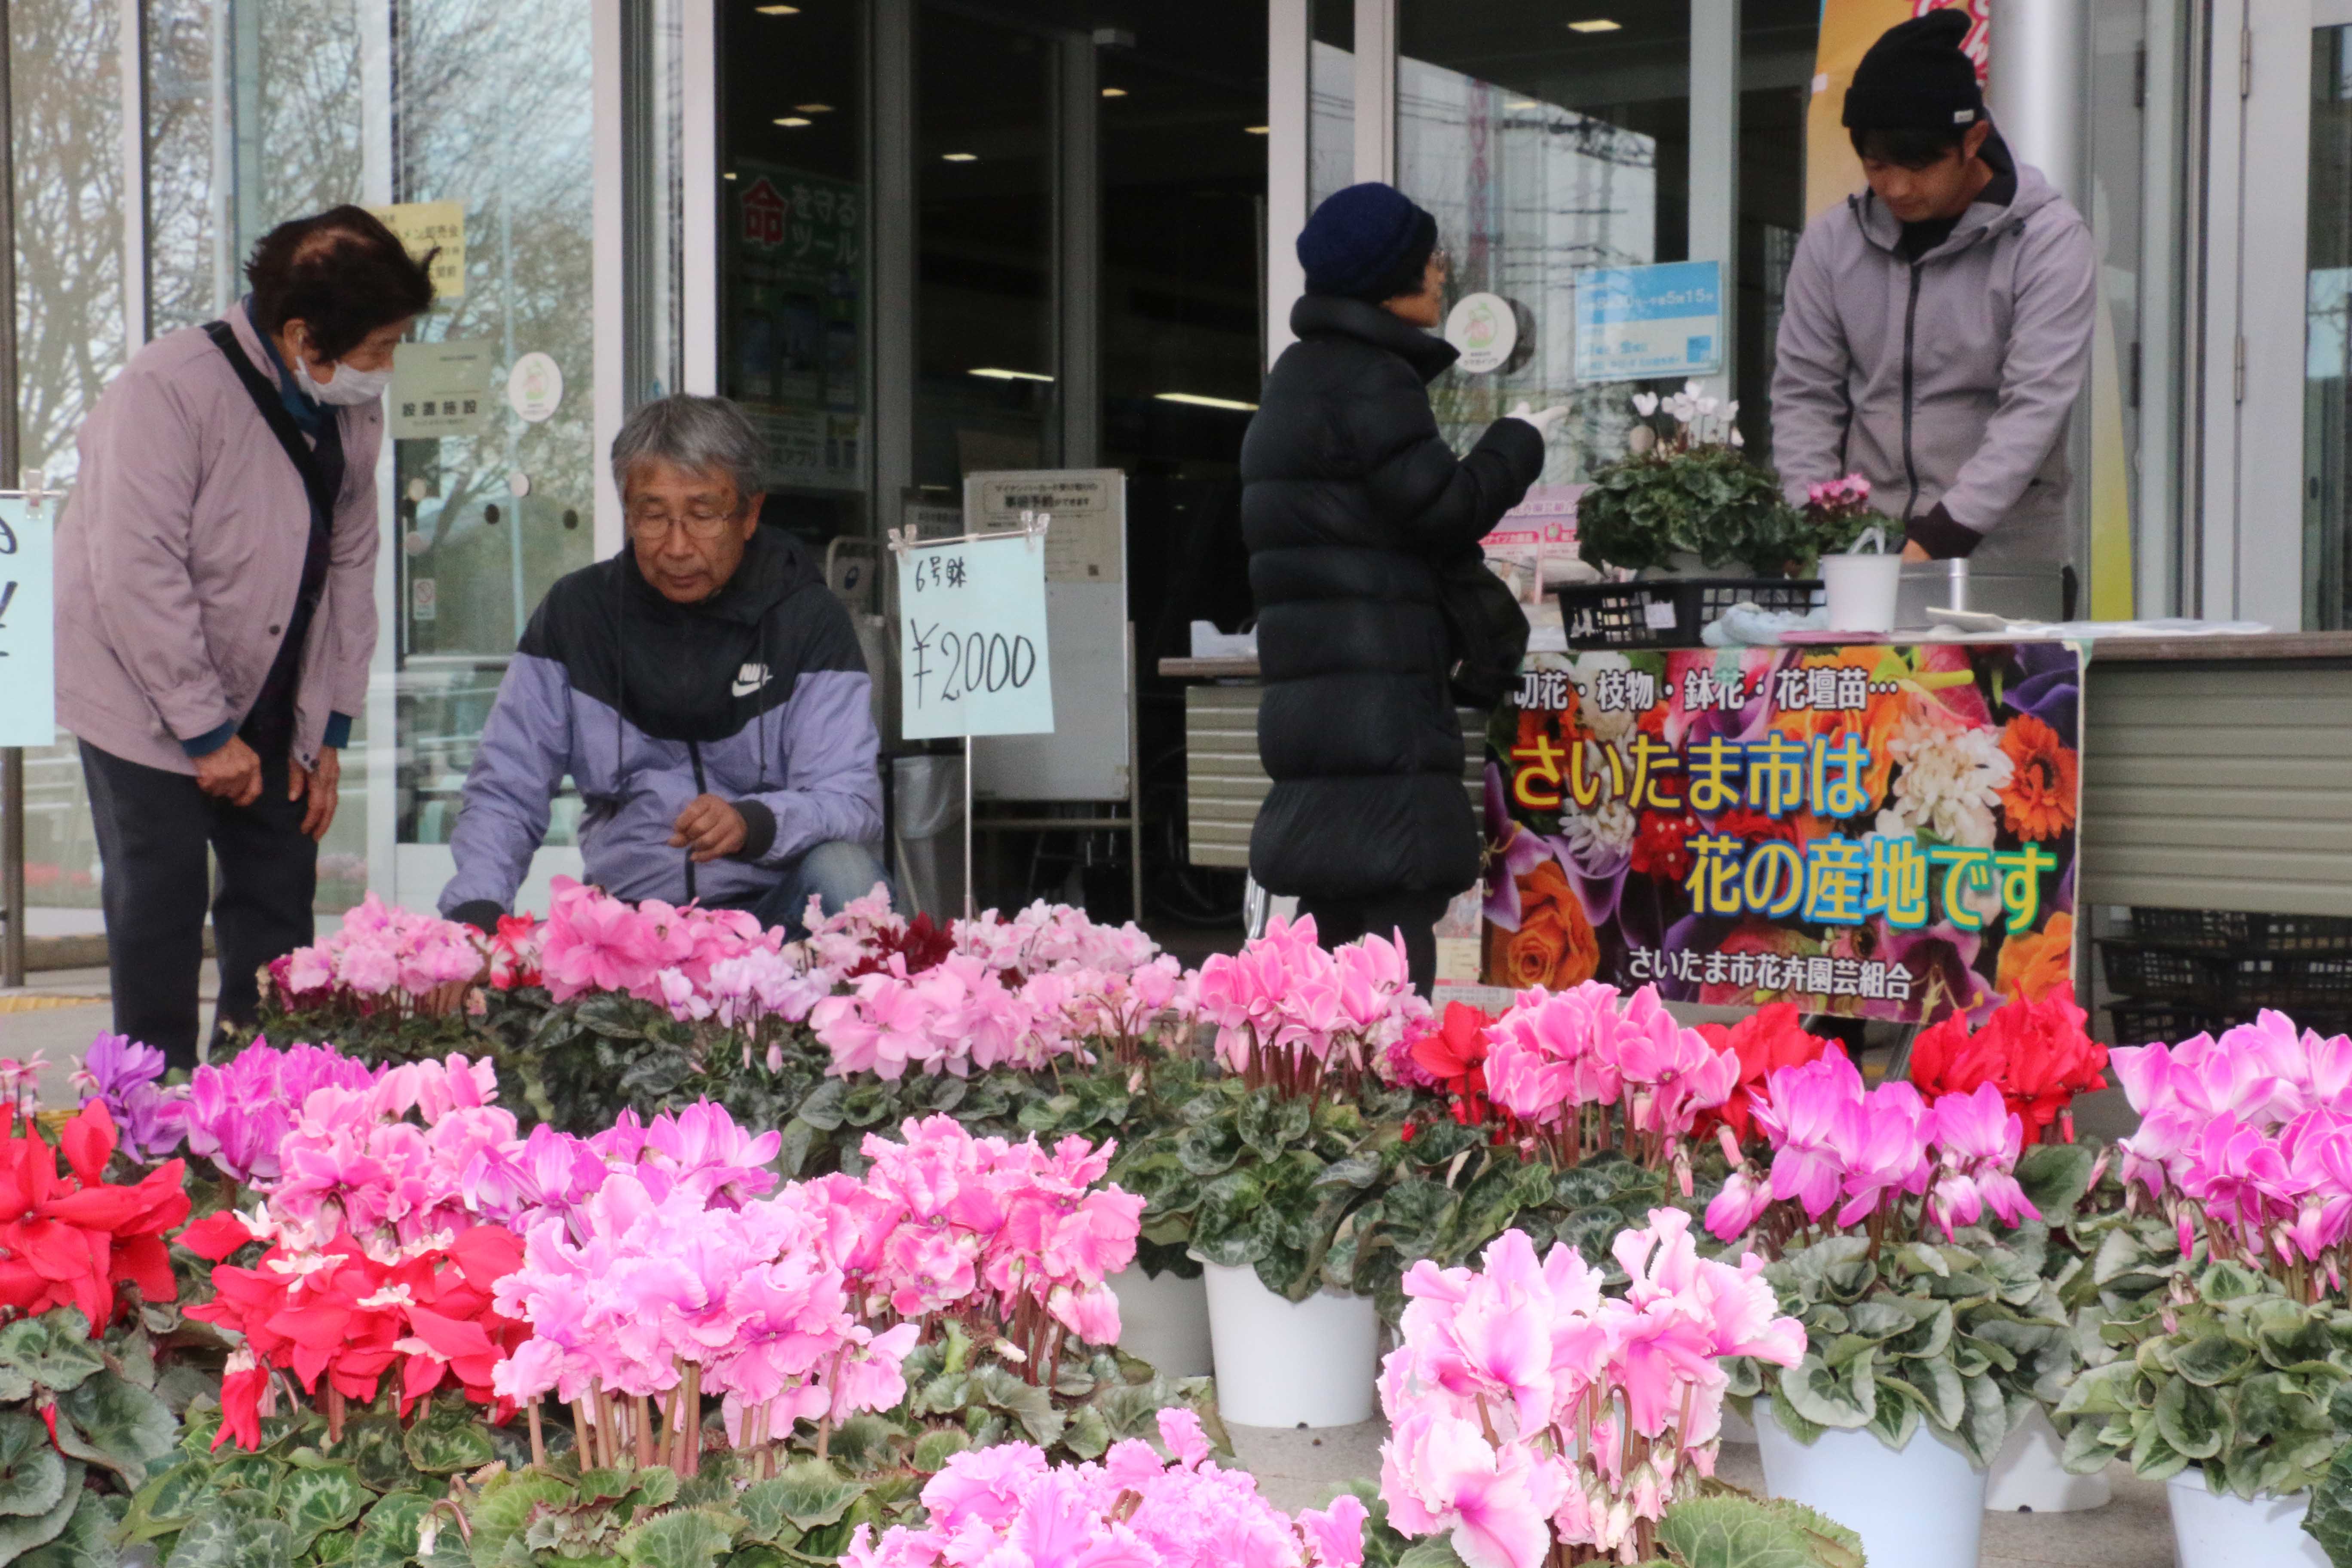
left=897, top=530, right=1054, bottom=741
left=0, top=495, right=55, bottom=747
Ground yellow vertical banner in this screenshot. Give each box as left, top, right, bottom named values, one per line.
left=1805, top=0, right=1990, bottom=219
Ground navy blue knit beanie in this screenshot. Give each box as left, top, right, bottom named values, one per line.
left=1297, top=183, right=1440, bottom=303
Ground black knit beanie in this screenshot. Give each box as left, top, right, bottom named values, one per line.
left=1297, top=183, right=1440, bottom=304
left=1843, top=10, right=1984, bottom=134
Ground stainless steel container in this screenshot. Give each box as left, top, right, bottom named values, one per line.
left=1894, top=561, right=2066, bottom=630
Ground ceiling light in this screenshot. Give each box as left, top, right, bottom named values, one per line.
left=970, top=368, right=1055, bottom=382
left=754, top=4, right=799, bottom=12
left=941, top=151, right=978, bottom=162
left=1568, top=18, right=1622, bottom=32
left=794, top=103, right=833, bottom=113
left=1243, top=125, right=1270, bottom=135
left=1506, top=98, right=1540, bottom=110
left=1101, top=86, right=1127, bottom=98
left=722, top=171, right=738, bottom=180
left=774, top=116, right=812, bottom=127
left=1155, top=392, right=1258, bottom=411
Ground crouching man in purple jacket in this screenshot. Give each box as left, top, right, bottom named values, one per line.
left=440, top=394, right=888, bottom=938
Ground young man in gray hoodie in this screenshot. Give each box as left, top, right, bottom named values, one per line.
left=1770, top=10, right=2096, bottom=568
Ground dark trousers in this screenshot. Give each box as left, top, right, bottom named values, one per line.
left=1296, top=888, right=1452, bottom=998
left=80, top=740, right=317, bottom=1070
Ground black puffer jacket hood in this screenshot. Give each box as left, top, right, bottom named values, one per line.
left=1237, top=295, right=1544, bottom=901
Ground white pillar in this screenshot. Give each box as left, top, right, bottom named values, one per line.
left=1688, top=0, right=1738, bottom=400
left=1988, top=0, right=2089, bottom=206
left=1266, top=0, right=1311, bottom=366
left=1353, top=0, right=1394, bottom=185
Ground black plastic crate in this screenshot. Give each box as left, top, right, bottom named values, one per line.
left=2221, top=952, right=2352, bottom=1011
left=2128, top=907, right=2352, bottom=955
left=1556, top=578, right=1822, bottom=650
left=2101, top=942, right=2226, bottom=1002
left=2104, top=1000, right=2230, bottom=1047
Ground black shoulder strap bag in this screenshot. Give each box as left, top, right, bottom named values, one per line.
left=1435, top=547, right=1531, bottom=711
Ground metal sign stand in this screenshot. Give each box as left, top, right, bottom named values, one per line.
left=883, top=509, right=1054, bottom=920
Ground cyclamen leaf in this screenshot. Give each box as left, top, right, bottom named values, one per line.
left=2155, top=1376, right=2228, bottom=1460
left=1650, top=1495, right=1823, bottom=1568
left=279, top=1463, right=370, bottom=1556
left=462, top=1475, right=574, bottom=1566
left=17, top=1491, right=119, bottom=1568
left=2299, top=1453, right=2352, bottom=1568
left=1778, top=1356, right=1873, bottom=1430
left=52, top=1369, right=178, bottom=1486
left=768, top=1459, right=867, bottom=1531
left=619, top=1510, right=737, bottom=1568
left=0, top=1414, right=67, bottom=1521
left=0, top=1317, right=103, bottom=1399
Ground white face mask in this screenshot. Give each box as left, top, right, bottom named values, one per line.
left=295, top=354, right=393, bottom=406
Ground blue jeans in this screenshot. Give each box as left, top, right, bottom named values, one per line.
left=732, top=840, right=897, bottom=938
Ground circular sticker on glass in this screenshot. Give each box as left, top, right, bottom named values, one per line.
left=506, top=352, right=563, bottom=423
left=1444, top=292, right=1518, bottom=374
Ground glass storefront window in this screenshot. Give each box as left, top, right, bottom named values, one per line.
left=2306, top=25, right=2352, bottom=627
left=1396, top=1, right=1692, bottom=487
left=11, top=0, right=123, bottom=934
left=720, top=0, right=869, bottom=541
left=1311, top=0, right=1354, bottom=210
left=913, top=5, right=1057, bottom=491
left=389, top=0, right=596, bottom=854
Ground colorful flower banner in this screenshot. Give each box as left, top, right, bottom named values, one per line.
left=1483, top=641, right=2081, bottom=1024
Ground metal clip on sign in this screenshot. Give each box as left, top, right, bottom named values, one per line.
left=885, top=508, right=1053, bottom=554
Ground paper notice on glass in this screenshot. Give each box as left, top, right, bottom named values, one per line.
left=897, top=530, right=1056, bottom=739
left=967, top=470, right=1124, bottom=584
left=1573, top=260, right=1723, bottom=384
left=366, top=200, right=466, bottom=297
left=389, top=339, right=493, bottom=439
left=0, top=494, right=56, bottom=746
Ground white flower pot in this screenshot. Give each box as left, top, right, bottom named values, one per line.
left=1755, top=1407, right=1985, bottom=1568
left=1983, top=1407, right=2110, bottom=1513
left=2167, top=1470, right=2328, bottom=1568
left=1820, top=551, right=1902, bottom=633
left=1107, top=1264, right=1212, bottom=1380
left=1200, top=1260, right=1379, bottom=1427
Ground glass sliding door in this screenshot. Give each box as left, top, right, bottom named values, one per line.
left=383, top=0, right=597, bottom=903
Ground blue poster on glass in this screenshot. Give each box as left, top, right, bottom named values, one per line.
left=1573, top=260, right=1724, bottom=385
left=0, top=494, right=55, bottom=747
left=897, top=529, right=1056, bottom=741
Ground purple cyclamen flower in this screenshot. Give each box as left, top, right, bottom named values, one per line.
left=73, top=1033, right=191, bottom=1165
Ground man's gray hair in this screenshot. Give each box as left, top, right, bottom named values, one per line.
left=609, top=394, right=766, bottom=499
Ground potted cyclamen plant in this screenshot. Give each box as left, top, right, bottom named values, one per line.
left=1575, top=383, right=1802, bottom=579
left=1155, top=915, right=1428, bottom=1427
left=2055, top=1011, right=2352, bottom=1568
left=1804, top=474, right=1902, bottom=634
left=1902, top=990, right=2116, bottom=1514
left=1376, top=1208, right=1816, bottom=1568
left=1706, top=1047, right=2087, bottom=1568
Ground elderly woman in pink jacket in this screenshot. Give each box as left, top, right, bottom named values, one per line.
left=56, top=205, right=435, bottom=1066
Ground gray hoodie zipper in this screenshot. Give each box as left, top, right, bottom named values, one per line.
left=1901, top=261, right=1924, bottom=522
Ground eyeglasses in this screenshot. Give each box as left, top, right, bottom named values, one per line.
left=625, top=501, right=745, bottom=542
left=1430, top=248, right=1452, bottom=279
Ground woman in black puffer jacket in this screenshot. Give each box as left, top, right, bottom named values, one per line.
left=1240, top=183, right=1563, bottom=992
